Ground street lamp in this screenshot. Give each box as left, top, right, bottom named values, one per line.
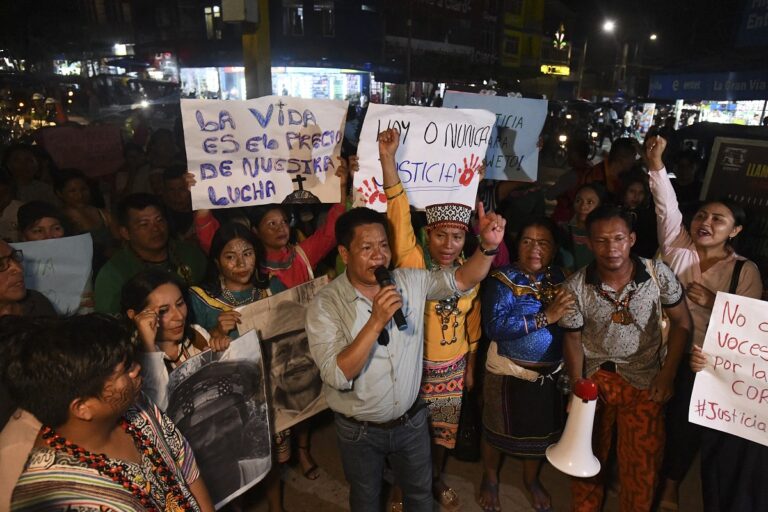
left=576, top=20, right=616, bottom=99
left=649, top=33, right=658, bottom=41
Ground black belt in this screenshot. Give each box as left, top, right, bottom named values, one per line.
left=340, top=399, right=425, bottom=430
left=600, top=361, right=617, bottom=373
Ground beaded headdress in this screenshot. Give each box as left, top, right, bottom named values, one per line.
left=424, top=203, right=471, bottom=231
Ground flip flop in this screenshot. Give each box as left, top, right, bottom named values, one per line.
left=434, top=486, right=460, bottom=510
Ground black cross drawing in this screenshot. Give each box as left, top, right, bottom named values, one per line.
left=276, top=100, right=286, bottom=110
left=292, top=174, right=307, bottom=191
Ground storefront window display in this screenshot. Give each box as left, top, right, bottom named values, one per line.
left=685, top=100, right=767, bottom=126
left=272, top=67, right=366, bottom=102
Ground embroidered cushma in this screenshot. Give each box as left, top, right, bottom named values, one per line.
left=11, top=398, right=201, bottom=512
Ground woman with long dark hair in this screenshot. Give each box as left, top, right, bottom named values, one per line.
left=122, top=269, right=210, bottom=410
left=188, top=221, right=288, bottom=512
left=647, top=135, right=765, bottom=512
left=188, top=221, right=283, bottom=347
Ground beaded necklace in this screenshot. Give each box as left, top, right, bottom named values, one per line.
left=521, top=266, right=558, bottom=306
left=429, top=261, right=463, bottom=345
left=42, top=419, right=194, bottom=512
left=219, top=285, right=267, bottom=307
left=595, top=285, right=637, bottom=325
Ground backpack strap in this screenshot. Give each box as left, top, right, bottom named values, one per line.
left=729, top=260, right=746, bottom=295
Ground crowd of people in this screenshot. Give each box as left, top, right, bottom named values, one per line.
left=0, top=107, right=766, bottom=512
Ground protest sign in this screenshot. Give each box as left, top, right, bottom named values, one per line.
left=238, top=276, right=329, bottom=432
left=11, top=234, right=92, bottom=314
left=689, top=292, right=768, bottom=446
left=354, top=103, right=496, bottom=211
left=181, top=96, right=347, bottom=210
left=37, top=124, right=123, bottom=177
left=166, top=330, right=271, bottom=509
left=443, top=91, right=547, bottom=182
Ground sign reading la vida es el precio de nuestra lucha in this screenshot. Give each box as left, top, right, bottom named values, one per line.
left=181, top=96, right=347, bottom=210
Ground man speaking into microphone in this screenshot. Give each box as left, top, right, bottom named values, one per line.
left=307, top=201, right=505, bottom=512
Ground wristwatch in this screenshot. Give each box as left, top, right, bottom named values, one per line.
left=478, top=242, right=499, bottom=256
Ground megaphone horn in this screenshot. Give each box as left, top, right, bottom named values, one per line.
left=545, top=378, right=601, bottom=478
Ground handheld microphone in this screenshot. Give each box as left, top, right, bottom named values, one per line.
left=373, top=266, right=408, bottom=331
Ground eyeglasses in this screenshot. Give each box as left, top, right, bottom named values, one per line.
left=0, top=249, right=23, bottom=272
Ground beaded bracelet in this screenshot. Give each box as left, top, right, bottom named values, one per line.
left=534, top=311, right=549, bottom=329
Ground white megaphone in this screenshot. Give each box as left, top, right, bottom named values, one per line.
left=546, top=378, right=601, bottom=478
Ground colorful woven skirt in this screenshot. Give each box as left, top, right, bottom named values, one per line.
left=482, top=369, right=565, bottom=458
left=420, top=354, right=466, bottom=449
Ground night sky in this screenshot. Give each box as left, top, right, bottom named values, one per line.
left=556, top=0, right=749, bottom=71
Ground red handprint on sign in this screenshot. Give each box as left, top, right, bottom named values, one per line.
left=356, top=179, right=387, bottom=205
left=459, top=153, right=482, bottom=187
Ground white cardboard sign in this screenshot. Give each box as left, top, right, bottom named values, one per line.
left=354, top=103, right=495, bottom=211
left=689, top=292, right=768, bottom=446
left=12, top=234, right=93, bottom=315
left=181, top=96, right=347, bottom=210
left=443, top=91, right=547, bottom=182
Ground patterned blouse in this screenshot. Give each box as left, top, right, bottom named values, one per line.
left=559, top=256, right=684, bottom=388
left=483, top=265, right=567, bottom=365
left=11, top=397, right=201, bottom=511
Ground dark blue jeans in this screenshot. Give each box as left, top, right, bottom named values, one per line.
left=334, top=407, right=433, bottom=512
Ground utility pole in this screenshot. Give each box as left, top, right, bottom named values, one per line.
left=575, top=39, right=587, bottom=99
left=405, top=1, right=413, bottom=101
left=241, top=0, right=272, bottom=98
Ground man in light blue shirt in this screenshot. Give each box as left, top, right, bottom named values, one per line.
left=307, top=206, right=505, bottom=511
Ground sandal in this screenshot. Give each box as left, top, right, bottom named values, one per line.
left=434, top=486, right=460, bottom=510
left=476, top=475, right=501, bottom=512
left=297, top=444, right=319, bottom=480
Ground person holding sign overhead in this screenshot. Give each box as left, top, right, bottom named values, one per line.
left=645, top=134, right=764, bottom=512
left=306, top=202, right=505, bottom=512
left=377, top=127, right=482, bottom=510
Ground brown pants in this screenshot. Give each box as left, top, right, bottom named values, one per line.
left=571, top=370, right=664, bottom=512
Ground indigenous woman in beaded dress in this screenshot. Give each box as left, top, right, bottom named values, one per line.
left=187, top=222, right=284, bottom=342
left=187, top=159, right=351, bottom=484
left=186, top=222, right=288, bottom=511
left=477, top=218, right=574, bottom=512
left=1, top=314, right=214, bottom=511
left=378, top=128, right=483, bottom=510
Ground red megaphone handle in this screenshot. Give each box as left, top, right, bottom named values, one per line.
left=573, top=378, right=599, bottom=401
